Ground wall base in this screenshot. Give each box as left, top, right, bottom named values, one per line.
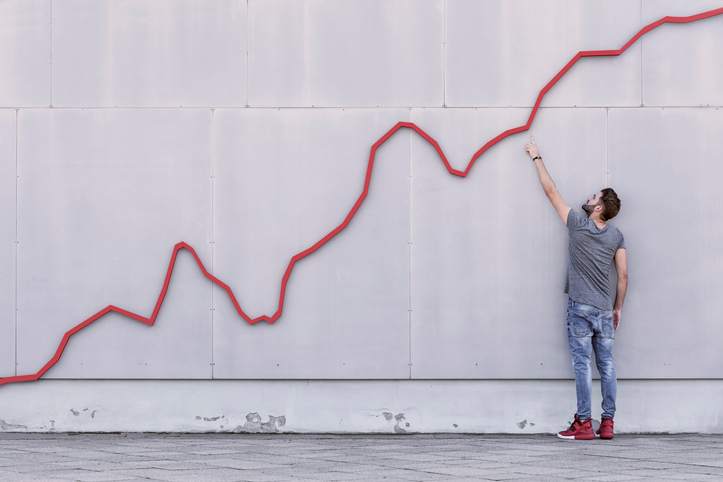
left=1, top=379, right=721, bottom=433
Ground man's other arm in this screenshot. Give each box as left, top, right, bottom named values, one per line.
left=613, top=248, right=628, bottom=328
left=613, top=248, right=628, bottom=309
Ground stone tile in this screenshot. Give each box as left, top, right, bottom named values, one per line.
left=211, top=107, right=411, bottom=379
left=0, top=0, right=51, bottom=106
left=248, top=0, right=443, bottom=107
left=53, top=0, right=246, bottom=106
left=17, top=109, right=213, bottom=380
left=0, top=434, right=721, bottom=481
left=642, top=0, right=723, bottom=106
left=446, top=0, right=641, bottom=107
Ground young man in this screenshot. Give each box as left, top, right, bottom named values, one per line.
left=524, top=140, right=628, bottom=441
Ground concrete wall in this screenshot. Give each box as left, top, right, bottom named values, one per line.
left=0, top=0, right=722, bottom=433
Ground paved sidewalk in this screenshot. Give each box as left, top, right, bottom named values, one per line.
left=0, top=433, right=722, bottom=481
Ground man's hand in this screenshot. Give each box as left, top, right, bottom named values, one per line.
left=613, top=308, right=622, bottom=330
left=524, top=140, right=540, bottom=159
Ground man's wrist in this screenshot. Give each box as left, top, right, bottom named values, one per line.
left=532, top=155, right=541, bottom=161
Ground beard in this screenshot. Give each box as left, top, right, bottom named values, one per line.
left=581, top=203, right=596, bottom=216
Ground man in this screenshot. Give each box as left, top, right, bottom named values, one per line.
left=524, top=140, right=628, bottom=441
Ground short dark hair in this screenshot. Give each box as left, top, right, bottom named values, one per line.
left=599, top=187, right=621, bottom=221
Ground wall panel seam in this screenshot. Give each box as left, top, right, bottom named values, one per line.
left=245, top=0, right=250, bottom=108
left=210, top=109, right=216, bottom=380
left=50, top=0, right=54, bottom=107
left=640, top=0, right=644, bottom=107
left=14, top=109, right=19, bottom=376
left=408, top=108, right=413, bottom=380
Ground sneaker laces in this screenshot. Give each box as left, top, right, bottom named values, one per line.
left=568, top=417, right=582, bottom=431
left=574, top=417, right=592, bottom=431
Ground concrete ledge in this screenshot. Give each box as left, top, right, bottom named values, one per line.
left=0, top=379, right=721, bottom=433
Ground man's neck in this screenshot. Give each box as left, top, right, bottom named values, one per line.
left=585, top=212, right=607, bottom=228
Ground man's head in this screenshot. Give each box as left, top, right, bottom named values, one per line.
left=581, top=187, right=621, bottom=222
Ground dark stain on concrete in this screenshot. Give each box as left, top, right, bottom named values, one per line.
left=0, top=419, right=28, bottom=431
left=517, top=419, right=537, bottom=429
left=70, top=408, right=97, bottom=419
left=381, top=411, right=412, bottom=433
left=233, top=412, right=286, bottom=433
left=196, top=415, right=226, bottom=423
left=393, top=413, right=408, bottom=433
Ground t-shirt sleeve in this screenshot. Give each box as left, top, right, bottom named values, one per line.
left=617, top=232, right=625, bottom=250
left=566, top=208, right=585, bottom=231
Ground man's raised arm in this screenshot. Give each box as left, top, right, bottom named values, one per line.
left=524, top=140, right=570, bottom=225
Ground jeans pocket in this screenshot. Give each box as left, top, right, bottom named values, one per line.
left=569, top=315, right=592, bottom=337
left=601, top=312, right=615, bottom=339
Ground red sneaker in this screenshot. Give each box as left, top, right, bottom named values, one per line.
left=557, top=414, right=595, bottom=440
left=596, top=416, right=614, bottom=439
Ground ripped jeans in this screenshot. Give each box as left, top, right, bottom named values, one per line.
left=566, top=297, right=617, bottom=420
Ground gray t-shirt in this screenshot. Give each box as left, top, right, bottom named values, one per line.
left=564, top=208, right=625, bottom=311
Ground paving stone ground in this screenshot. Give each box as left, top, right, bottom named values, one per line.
left=0, top=433, right=722, bottom=481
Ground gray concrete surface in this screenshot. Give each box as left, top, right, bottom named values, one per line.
left=1, top=433, right=723, bottom=481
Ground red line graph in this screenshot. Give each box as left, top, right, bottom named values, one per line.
left=2, top=6, right=722, bottom=386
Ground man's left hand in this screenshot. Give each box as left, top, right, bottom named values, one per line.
left=613, top=309, right=622, bottom=329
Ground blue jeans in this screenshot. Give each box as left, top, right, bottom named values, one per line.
left=566, top=297, right=617, bottom=420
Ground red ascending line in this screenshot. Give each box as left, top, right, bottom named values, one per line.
left=2, top=7, right=722, bottom=386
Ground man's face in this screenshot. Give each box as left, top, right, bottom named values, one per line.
left=582, top=191, right=603, bottom=216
